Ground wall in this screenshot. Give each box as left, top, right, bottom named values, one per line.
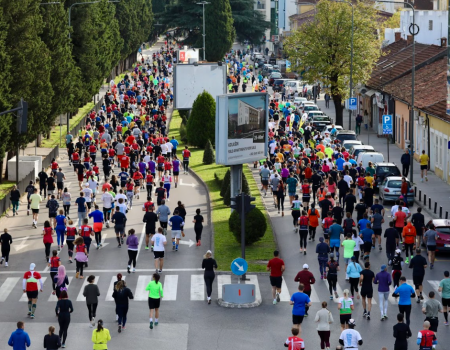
left=394, top=100, right=410, bottom=149
left=278, top=0, right=297, bottom=31
left=384, top=10, right=448, bottom=45
left=256, top=0, right=272, bottom=51
left=428, top=115, right=450, bottom=182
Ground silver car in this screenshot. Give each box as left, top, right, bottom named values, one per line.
left=378, top=176, right=414, bottom=205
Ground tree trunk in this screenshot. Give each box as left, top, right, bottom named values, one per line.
left=333, top=95, right=344, bottom=126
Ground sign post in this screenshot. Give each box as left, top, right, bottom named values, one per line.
left=382, top=115, right=393, bottom=162
left=347, top=97, right=357, bottom=110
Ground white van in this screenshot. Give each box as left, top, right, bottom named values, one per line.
left=349, top=145, right=375, bottom=158
left=357, top=152, right=384, bottom=168
left=285, top=80, right=304, bottom=93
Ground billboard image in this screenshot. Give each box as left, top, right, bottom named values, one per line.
left=216, top=93, right=268, bottom=165
left=174, top=63, right=227, bottom=110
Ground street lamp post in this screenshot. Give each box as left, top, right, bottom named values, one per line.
left=197, top=1, right=210, bottom=61
left=67, top=0, right=119, bottom=134
left=377, top=1, right=416, bottom=182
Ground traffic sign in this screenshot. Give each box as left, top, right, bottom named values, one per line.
left=231, top=258, right=248, bottom=276
left=382, top=114, right=393, bottom=135
left=348, top=97, right=357, bottom=110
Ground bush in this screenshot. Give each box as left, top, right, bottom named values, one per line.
left=186, top=91, right=216, bottom=147
left=242, top=172, right=250, bottom=195
left=220, top=169, right=231, bottom=197
left=214, top=171, right=224, bottom=188
left=229, top=207, right=267, bottom=245
left=179, top=110, right=188, bottom=125
left=223, top=183, right=231, bottom=206
left=179, top=123, right=187, bottom=143
left=202, top=139, right=215, bottom=165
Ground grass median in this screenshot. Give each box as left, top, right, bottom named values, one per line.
left=169, top=110, right=276, bottom=272
left=41, top=102, right=95, bottom=149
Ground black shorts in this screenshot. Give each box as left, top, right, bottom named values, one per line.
left=157, top=166, right=164, bottom=172
left=115, top=225, right=125, bottom=234
left=154, top=251, right=164, bottom=259
left=121, top=182, right=126, bottom=188
left=425, top=317, right=439, bottom=332
left=427, top=245, right=436, bottom=252
left=148, top=297, right=160, bottom=309
left=323, top=233, right=329, bottom=240
left=32, top=209, right=39, bottom=214
left=86, top=202, right=92, bottom=209
left=413, top=275, right=424, bottom=288
left=160, top=221, right=168, bottom=229
left=302, top=195, right=311, bottom=203
left=173, top=171, right=179, bottom=176
left=363, top=241, right=372, bottom=252
left=57, top=182, right=64, bottom=190
left=49, top=213, right=56, bottom=218
left=292, top=315, right=304, bottom=325
left=270, top=276, right=282, bottom=289
left=374, top=228, right=382, bottom=236
left=340, top=314, right=352, bottom=325
left=262, top=180, right=269, bottom=186
left=360, top=289, right=373, bottom=299
left=146, top=228, right=156, bottom=235
left=26, top=291, right=39, bottom=299
left=421, top=165, right=428, bottom=170
left=442, top=298, right=450, bottom=307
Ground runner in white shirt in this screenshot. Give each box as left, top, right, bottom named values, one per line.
left=161, top=142, right=168, bottom=157
left=151, top=227, right=167, bottom=273
left=82, top=184, right=93, bottom=213
left=391, top=203, right=399, bottom=217
left=88, top=178, right=99, bottom=201
left=101, top=190, right=114, bottom=227
left=166, top=142, right=173, bottom=158
left=115, top=190, right=128, bottom=205
left=339, top=319, right=363, bottom=350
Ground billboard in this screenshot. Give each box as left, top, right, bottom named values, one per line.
left=177, top=49, right=199, bottom=63
left=216, top=93, right=268, bottom=165
left=174, top=63, right=227, bottom=110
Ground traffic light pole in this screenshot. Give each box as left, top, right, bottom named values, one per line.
left=240, top=192, right=247, bottom=281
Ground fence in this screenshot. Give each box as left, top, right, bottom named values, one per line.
left=0, top=170, right=35, bottom=217
left=42, top=146, right=59, bottom=170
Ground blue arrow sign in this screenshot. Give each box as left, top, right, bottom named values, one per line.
left=382, top=114, right=393, bottom=135
left=231, top=258, right=248, bottom=276
left=348, top=98, right=357, bottom=110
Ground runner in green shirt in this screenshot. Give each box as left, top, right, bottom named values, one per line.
left=438, top=271, right=450, bottom=325
left=29, top=189, right=42, bottom=229
left=146, top=273, right=164, bottom=329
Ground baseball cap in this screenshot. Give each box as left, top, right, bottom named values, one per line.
left=30, top=263, right=36, bottom=271
left=329, top=253, right=334, bottom=258
left=303, top=264, right=309, bottom=269
left=395, top=248, right=401, bottom=254
left=381, top=264, right=387, bottom=271
left=348, top=319, right=356, bottom=326
left=84, top=183, right=89, bottom=187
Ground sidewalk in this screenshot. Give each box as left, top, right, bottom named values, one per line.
left=317, top=97, right=450, bottom=218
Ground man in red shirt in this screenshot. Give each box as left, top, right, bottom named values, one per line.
left=294, top=264, right=316, bottom=316
left=23, top=263, right=43, bottom=319
left=284, top=327, right=305, bottom=350
left=120, top=155, right=130, bottom=170
left=267, top=250, right=285, bottom=305
left=182, top=146, right=191, bottom=174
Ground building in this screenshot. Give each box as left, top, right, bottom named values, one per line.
left=255, top=0, right=273, bottom=51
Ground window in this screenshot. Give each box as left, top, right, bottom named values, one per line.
left=429, top=20, right=433, bottom=31
left=257, top=2, right=265, bottom=9
left=439, top=137, right=443, bottom=169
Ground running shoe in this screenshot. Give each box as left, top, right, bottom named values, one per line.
left=127, top=266, right=130, bottom=274
left=334, top=292, right=339, bottom=298
left=132, top=268, right=136, bottom=273
left=273, top=299, right=277, bottom=305
left=329, top=295, right=333, bottom=300
left=172, top=244, right=175, bottom=251
left=304, top=251, right=306, bottom=255
left=145, top=246, right=149, bottom=250
left=155, top=321, right=158, bottom=326
left=75, top=272, right=80, bottom=279
left=96, top=245, right=100, bottom=250
left=118, top=325, right=121, bottom=333
left=366, top=314, right=370, bottom=320
left=30, top=314, right=35, bottom=319
left=381, top=317, right=384, bottom=321
left=27, top=311, right=31, bottom=316
left=444, top=321, right=449, bottom=326
left=149, top=321, right=153, bottom=329
left=61, top=344, right=65, bottom=348
left=384, top=315, right=388, bottom=320
left=430, top=264, right=434, bottom=270
left=363, top=312, right=367, bottom=317
left=158, top=269, right=162, bottom=273
left=276, top=293, right=280, bottom=303
left=379, top=245, right=382, bottom=251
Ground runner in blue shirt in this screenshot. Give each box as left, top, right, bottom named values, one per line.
left=169, top=211, right=185, bottom=252
left=118, top=169, right=129, bottom=188
left=55, top=210, right=67, bottom=250
left=289, top=283, right=312, bottom=333
left=329, top=222, right=344, bottom=259
left=393, top=276, right=416, bottom=326
left=89, top=204, right=104, bottom=249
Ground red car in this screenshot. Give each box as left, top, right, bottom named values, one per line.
left=426, top=219, right=450, bottom=253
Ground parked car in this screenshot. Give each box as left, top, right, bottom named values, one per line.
left=379, top=176, right=414, bottom=205
left=356, top=151, right=384, bottom=168
left=335, top=130, right=357, bottom=144
left=310, top=116, right=332, bottom=130
left=349, top=145, right=375, bottom=158
left=268, top=72, right=283, bottom=86
left=285, top=80, right=304, bottom=94
left=307, top=111, right=326, bottom=120
left=322, top=125, right=343, bottom=137
left=342, top=140, right=362, bottom=150
left=294, top=97, right=308, bottom=107
left=303, top=105, right=320, bottom=113
left=273, top=79, right=294, bottom=92
left=425, top=219, right=450, bottom=253
left=373, top=162, right=401, bottom=190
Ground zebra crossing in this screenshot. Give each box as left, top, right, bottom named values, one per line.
left=0, top=273, right=444, bottom=304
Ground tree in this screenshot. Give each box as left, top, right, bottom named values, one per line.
left=40, top=3, right=82, bottom=136
left=229, top=0, right=270, bottom=44
left=284, top=0, right=381, bottom=125
left=205, top=0, right=235, bottom=61
left=229, top=207, right=267, bottom=245
left=186, top=91, right=215, bottom=147
left=71, top=0, right=123, bottom=102
left=2, top=0, right=53, bottom=148
left=202, top=139, right=215, bottom=164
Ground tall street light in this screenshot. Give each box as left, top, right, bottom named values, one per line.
left=377, top=1, right=417, bottom=182
left=197, top=1, right=210, bottom=61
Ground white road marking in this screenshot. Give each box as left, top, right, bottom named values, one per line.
left=134, top=275, right=152, bottom=301
left=428, top=280, right=441, bottom=297
left=135, top=224, right=146, bottom=263
left=190, top=274, right=205, bottom=301
left=217, top=275, right=231, bottom=299
left=246, top=275, right=262, bottom=302
left=13, top=237, right=29, bottom=252
left=323, top=280, right=345, bottom=303
left=0, top=277, right=20, bottom=302
left=279, top=277, right=291, bottom=302
left=20, top=277, right=47, bottom=301
left=163, top=275, right=178, bottom=300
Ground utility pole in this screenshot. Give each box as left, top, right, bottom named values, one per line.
left=197, top=1, right=210, bottom=61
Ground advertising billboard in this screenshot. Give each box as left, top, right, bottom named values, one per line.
left=177, top=49, right=199, bottom=63
left=174, top=63, right=227, bottom=110
left=216, top=93, right=268, bottom=165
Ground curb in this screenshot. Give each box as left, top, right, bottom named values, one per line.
left=218, top=298, right=262, bottom=308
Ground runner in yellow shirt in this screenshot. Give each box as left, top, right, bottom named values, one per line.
left=419, top=150, right=429, bottom=182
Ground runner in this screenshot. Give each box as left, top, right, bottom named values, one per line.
left=156, top=199, right=170, bottom=235
left=74, top=237, right=88, bottom=279
left=23, top=263, right=44, bottom=319
left=172, top=155, right=180, bottom=188
left=111, top=206, right=127, bottom=248
left=326, top=253, right=340, bottom=299
left=423, top=224, right=438, bottom=269
left=374, top=263, right=392, bottom=321
left=182, top=146, right=191, bottom=174
left=42, top=221, right=54, bottom=262
left=409, top=248, right=428, bottom=303
left=438, top=271, right=450, bottom=326
left=0, top=228, right=12, bottom=267
left=29, top=189, right=42, bottom=228
left=338, top=289, right=354, bottom=331
left=346, top=256, right=362, bottom=299
left=48, top=250, right=61, bottom=295
left=284, top=327, right=305, bottom=350
left=113, top=280, right=134, bottom=333
left=422, top=291, right=443, bottom=334
left=202, top=250, right=218, bottom=305
left=146, top=273, right=164, bottom=329
left=289, top=283, right=312, bottom=333
left=417, top=321, right=437, bottom=349
left=294, top=264, right=315, bottom=316
left=193, top=208, right=204, bottom=246
left=393, top=313, right=412, bottom=350
left=169, top=210, right=184, bottom=252
left=126, top=229, right=139, bottom=273
left=339, top=319, right=363, bottom=350
left=267, top=250, right=285, bottom=305
left=392, top=276, right=416, bottom=326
